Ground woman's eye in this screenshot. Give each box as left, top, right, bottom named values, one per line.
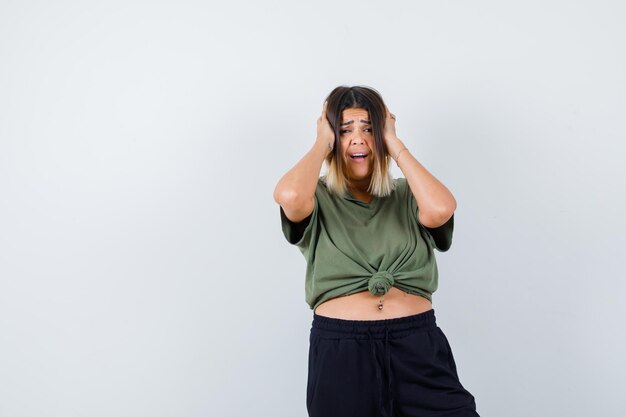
left=340, top=129, right=351, bottom=135
left=364, top=128, right=372, bottom=133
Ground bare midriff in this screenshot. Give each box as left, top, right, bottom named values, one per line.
left=314, top=287, right=433, bottom=320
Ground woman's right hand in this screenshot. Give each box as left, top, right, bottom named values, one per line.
left=316, top=102, right=335, bottom=154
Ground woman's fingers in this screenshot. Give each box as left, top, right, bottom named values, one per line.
left=385, top=105, right=396, bottom=121
left=316, top=100, right=334, bottom=152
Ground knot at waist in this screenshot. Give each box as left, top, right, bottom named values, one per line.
left=368, top=271, right=395, bottom=296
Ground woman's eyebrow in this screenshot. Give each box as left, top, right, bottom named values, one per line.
left=340, top=119, right=371, bottom=126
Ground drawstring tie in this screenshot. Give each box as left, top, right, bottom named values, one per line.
left=367, top=326, right=394, bottom=417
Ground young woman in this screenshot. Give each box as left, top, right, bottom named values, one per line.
left=274, top=86, right=479, bottom=417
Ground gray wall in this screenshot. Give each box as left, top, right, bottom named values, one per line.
left=1, top=1, right=624, bottom=416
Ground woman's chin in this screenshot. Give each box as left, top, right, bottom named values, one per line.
left=347, top=166, right=371, bottom=178
left=347, top=173, right=373, bottom=185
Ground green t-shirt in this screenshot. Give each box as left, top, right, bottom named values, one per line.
left=280, top=177, right=454, bottom=310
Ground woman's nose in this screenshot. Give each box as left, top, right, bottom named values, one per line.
left=351, top=131, right=365, bottom=145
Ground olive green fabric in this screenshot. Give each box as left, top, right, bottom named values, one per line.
left=280, top=177, right=453, bottom=310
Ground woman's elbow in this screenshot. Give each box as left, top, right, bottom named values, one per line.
left=274, top=187, right=313, bottom=221
left=273, top=187, right=300, bottom=207
left=419, top=205, right=456, bottom=228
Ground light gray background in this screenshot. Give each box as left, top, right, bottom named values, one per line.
left=1, top=1, right=624, bottom=416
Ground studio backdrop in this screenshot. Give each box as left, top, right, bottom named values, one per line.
left=1, top=1, right=624, bottom=416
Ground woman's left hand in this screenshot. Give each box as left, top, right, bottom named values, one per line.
left=384, top=108, right=405, bottom=158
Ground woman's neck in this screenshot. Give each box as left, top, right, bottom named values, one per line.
left=348, top=184, right=373, bottom=204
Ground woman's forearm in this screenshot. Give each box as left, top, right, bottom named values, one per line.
left=274, top=139, right=330, bottom=222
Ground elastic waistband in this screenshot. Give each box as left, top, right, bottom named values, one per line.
left=311, top=309, right=437, bottom=339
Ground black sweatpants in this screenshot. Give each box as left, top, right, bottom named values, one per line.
left=307, top=309, right=479, bottom=417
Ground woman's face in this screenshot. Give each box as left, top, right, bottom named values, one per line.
left=339, top=108, right=375, bottom=185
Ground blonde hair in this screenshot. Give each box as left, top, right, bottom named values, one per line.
left=323, top=152, right=395, bottom=197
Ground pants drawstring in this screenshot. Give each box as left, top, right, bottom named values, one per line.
left=368, top=327, right=393, bottom=417
left=386, top=327, right=394, bottom=417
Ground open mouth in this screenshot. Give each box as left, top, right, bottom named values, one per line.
left=350, top=153, right=368, bottom=160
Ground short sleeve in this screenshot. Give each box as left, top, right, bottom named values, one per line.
left=279, top=196, right=318, bottom=248
left=421, top=214, right=454, bottom=252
